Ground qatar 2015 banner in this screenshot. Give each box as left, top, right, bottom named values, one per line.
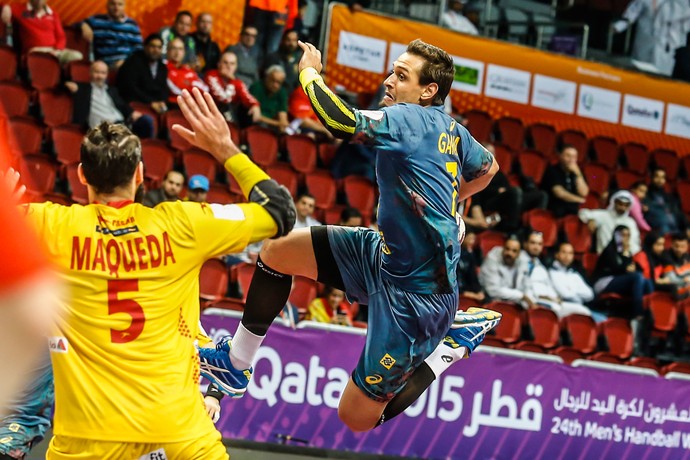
left=202, top=313, right=690, bottom=459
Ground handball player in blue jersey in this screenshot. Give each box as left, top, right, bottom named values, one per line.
left=199, top=39, right=502, bottom=431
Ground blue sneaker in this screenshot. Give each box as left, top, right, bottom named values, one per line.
left=198, top=335, right=253, bottom=398
left=443, top=307, right=502, bottom=357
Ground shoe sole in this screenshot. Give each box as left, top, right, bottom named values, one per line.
left=199, top=361, right=248, bottom=398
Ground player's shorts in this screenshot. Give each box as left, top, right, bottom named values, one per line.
left=316, top=225, right=457, bottom=403
left=0, top=420, right=48, bottom=458
left=47, top=429, right=228, bottom=460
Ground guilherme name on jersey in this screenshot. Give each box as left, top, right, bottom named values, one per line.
left=70, top=233, right=176, bottom=275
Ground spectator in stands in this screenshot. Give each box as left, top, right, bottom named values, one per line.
left=542, top=145, right=589, bottom=218
left=661, top=233, right=690, bottom=299
left=287, top=86, right=334, bottom=138
left=548, top=242, right=595, bottom=316
left=629, top=181, right=651, bottom=232
left=225, top=26, right=261, bottom=88
left=185, top=174, right=209, bottom=203
left=65, top=60, right=154, bottom=139
left=339, top=207, right=363, bottom=227
left=249, top=65, right=289, bottom=133
left=264, top=29, right=303, bottom=91
left=644, top=168, right=688, bottom=235
left=192, top=13, right=220, bottom=73
left=306, top=286, right=353, bottom=326
left=478, top=235, right=530, bottom=306
left=673, top=32, right=690, bottom=82
left=293, top=192, right=321, bottom=228
left=81, top=0, right=142, bottom=69
left=205, top=51, right=261, bottom=125
left=166, top=37, right=208, bottom=105
left=160, top=10, right=196, bottom=66
left=440, top=0, right=479, bottom=35
left=592, top=225, right=652, bottom=321
left=579, top=190, right=641, bottom=254
left=117, top=33, right=168, bottom=114
left=458, top=230, right=485, bottom=303
left=245, top=0, right=295, bottom=57
left=635, top=232, right=673, bottom=291
left=142, top=170, right=184, bottom=207
left=518, top=232, right=592, bottom=318
left=1, top=0, right=83, bottom=65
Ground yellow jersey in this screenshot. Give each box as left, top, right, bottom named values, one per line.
left=27, top=156, right=275, bottom=443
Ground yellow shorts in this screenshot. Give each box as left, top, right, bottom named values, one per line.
left=46, top=429, right=228, bottom=460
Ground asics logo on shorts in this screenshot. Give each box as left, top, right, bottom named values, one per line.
left=365, top=374, right=383, bottom=384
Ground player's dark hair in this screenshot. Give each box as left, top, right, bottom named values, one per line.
left=406, top=39, right=454, bottom=106
left=81, top=122, right=141, bottom=194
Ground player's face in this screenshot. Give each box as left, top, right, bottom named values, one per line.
left=295, top=196, right=315, bottom=218
left=107, top=0, right=125, bottom=20
left=382, top=53, right=426, bottom=107
left=555, top=243, right=574, bottom=267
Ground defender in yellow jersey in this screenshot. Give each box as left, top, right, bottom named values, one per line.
left=25, top=89, right=295, bottom=459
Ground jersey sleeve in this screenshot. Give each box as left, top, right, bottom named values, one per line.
left=459, top=130, right=494, bottom=181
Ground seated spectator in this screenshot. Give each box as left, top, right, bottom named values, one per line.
left=287, top=85, right=334, bottom=138
left=81, top=0, right=142, bottom=69
left=330, top=143, right=375, bottom=183
left=191, top=12, right=220, bottom=73
left=673, top=31, right=690, bottom=83
left=458, top=230, right=485, bottom=303
left=644, top=168, right=688, bottom=235
left=635, top=232, right=674, bottom=292
left=548, top=242, right=595, bottom=317
left=117, top=33, right=168, bottom=114
left=204, top=51, right=261, bottom=125
left=184, top=174, right=209, bottom=203
left=519, top=232, right=592, bottom=318
left=65, top=61, right=154, bottom=139
left=479, top=235, right=529, bottom=306
left=339, top=207, right=363, bottom=227
left=629, top=181, right=651, bottom=232
left=661, top=233, right=690, bottom=299
left=579, top=190, right=640, bottom=254
left=249, top=65, right=289, bottom=133
left=142, top=170, right=184, bottom=207
left=440, top=0, right=479, bottom=35
left=306, top=286, right=353, bottom=326
left=166, top=37, right=208, bottom=105
left=225, top=26, right=261, bottom=88
left=592, top=225, right=653, bottom=321
left=263, top=29, right=302, bottom=91
left=2, top=0, right=82, bottom=65
left=294, top=193, right=321, bottom=228
left=542, top=145, right=589, bottom=218
left=160, top=10, right=196, bottom=66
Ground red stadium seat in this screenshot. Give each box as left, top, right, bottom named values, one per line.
left=199, top=258, right=229, bottom=302
left=227, top=122, right=241, bottom=146
left=619, top=142, right=649, bottom=174
left=305, top=170, right=337, bottom=211
left=0, top=45, right=18, bottom=81
left=557, top=129, right=588, bottom=163
left=525, top=308, right=560, bottom=349
left=9, top=116, right=43, bottom=155
left=650, top=148, right=680, bottom=182
left=27, top=52, right=61, bottom=91
left=582, top=252, right=598, bottom=278
left=66, top=163, right=88, bottom=203
left=551, top=347, right=585, bottom=364
left=19, top=154, right=57, bottom=194
left=141, top=139, right=175, bottom=188
left=513, top=342, right=547, bottom=354
left=526, top=122, right=557, bottom=157
left=236, top=262, right=256, bottom=302
left=580, top=191, right=603, bottom=210
left=486, top=301, right=524, bottom=345
left=628, top=357, right=659, bottom=373
left=130, top=101, right=160, bottom=138
left=343, top=175, right=376, bottom=217
left=463, top=109, right=492, bottom=143
left=207, top=297, right=245, bottom=312
left=583, top=162, right=611, bottom=195
left=67, top=60, right=93, bottom=84
left=560, top=314, right=597, bottom=354
left=644, top=292, right=678, bottom=339
left=165, top=110, right=193, bottom=151
left=318, top=142, right=337, bottom=168
left=661, top=362, right=690, bottom=376
left=324, top=205, right=345, bottom=225
left=39, top=90, right=74, bottom=128
left=63, top=25, right=90, bottom=58
left=477, top=230, right=506, bottom=257
left=559, top=215, right=592, bottom=254
left=517, top=150, right=547, bottom=185
left=289, top=276, right=318, bottom=311
left=523, top=209, right=557, bottom=247
left=595, top=318, right=633, bottom=361
left=285, top=134, right=317, bottom=174
left=52, top=124, right=85, bottom=166
left=614, top=168, right=644, bottom=190
left=245, top=125, right=279, bottom=167
left=182, top=148, right=217, bottom=180
left=678, top=181, right=690, bottom=215
left=0, top=82, right=31, bottom=118
left=494, top=116, right=525, bottom=150
left=590, top=136, right=619, bottom=169
left=492, top=143, right=514, bottom=175
left=266, top=163, right=298, bottom=197
left=206, top=184, right=234, bottom=204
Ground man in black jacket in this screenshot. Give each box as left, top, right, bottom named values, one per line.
left=65, top=60, right=154, bottom=138
left=116, top=32, right=169, bottom=114
left=672, top=32, right=690, bottom=83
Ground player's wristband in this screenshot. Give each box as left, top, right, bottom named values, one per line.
left=299, top=67, right=322, bottom=90
left=224, top=154, right=270, bottom=198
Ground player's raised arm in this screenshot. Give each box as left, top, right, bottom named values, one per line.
left=173, top=88, right=295, bottom=238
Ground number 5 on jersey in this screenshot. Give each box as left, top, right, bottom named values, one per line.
left=108, top=279, right=144, bottom=343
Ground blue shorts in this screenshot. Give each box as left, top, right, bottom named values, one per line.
left=0, top=419, right=49, bottom=458
left=326, top=226, right=457, bottom=402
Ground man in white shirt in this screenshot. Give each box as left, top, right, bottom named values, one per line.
left=479, top=235, right=528, bottom=304
left=579, top=190, right=640, bottom=254
left=440, top=0, right=479, bottom=35
left=548, top=242, right=594, bottom=316
left=293, top=193, right=321, bottom=229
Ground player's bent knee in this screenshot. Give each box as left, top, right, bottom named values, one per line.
left=337, top=405, right=378, bottom=432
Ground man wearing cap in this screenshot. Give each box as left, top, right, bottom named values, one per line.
left=186, top=174, right=210, bottom=203
left=579, top=190, right=641, bottom=254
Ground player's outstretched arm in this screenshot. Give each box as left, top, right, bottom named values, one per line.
left=297, top=41, right=357, bottom=140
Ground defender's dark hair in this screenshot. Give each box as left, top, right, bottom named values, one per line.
left=80, top=122, right=141, bottom=194
left=405, top=39, right=455, bottom=106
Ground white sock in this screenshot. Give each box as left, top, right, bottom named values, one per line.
left=229, top=323, right=265, bottom=370
left=424, top=343, right=468, bottom=378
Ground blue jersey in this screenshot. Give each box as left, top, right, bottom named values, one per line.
left=353, top=104, right=493, bottom=294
